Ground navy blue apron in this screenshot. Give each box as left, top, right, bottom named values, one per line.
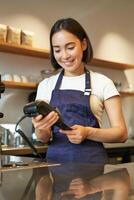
left=47, top=68, right=108, bottom=164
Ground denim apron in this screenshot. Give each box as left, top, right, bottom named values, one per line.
left=47, top=68, right=108, bottom=164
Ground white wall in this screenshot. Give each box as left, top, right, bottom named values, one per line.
left=0, top=0, right=134, bottom=137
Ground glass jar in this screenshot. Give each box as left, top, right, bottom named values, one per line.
left=40, top=69, right=56, bottom=80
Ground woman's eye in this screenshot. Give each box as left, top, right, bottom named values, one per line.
left=54, top=49, right=60, bottom=53
left=68, top=46, right=74, bottom=50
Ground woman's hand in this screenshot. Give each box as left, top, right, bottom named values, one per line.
left=35, top=175, right=53, bottom=200
left=32, top=111, right=59, bottom=130
left=32, top=111, right=59, bottom=142
left=61, top=168, right=130, bottom=200
left=61, top=178, right=91, bottom=199
left=60, top=125, right=88, bottom=144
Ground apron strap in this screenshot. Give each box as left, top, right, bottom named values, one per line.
left=84, top=68, right=92, bottom=95
left=54, top=70, right=64, bottom=90
left=54, top=68, right=92, bottom=95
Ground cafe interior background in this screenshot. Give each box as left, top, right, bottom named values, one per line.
left=0, top=0, right=134, bottom=158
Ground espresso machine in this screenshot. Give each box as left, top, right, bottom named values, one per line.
left=0, top=74, right=5, bottom=170
left=0, top=74, right=5, bottom=119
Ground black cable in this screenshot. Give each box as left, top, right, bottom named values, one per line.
left=15, top=115, right=28, bottom=129
left=15, top=115, right=43, bottom=159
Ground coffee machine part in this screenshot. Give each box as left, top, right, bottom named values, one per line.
left=0, top=74, right=5, bottom=118
left=0, top=74, right=5, bottom=99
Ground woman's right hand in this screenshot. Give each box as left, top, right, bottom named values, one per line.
left=32, top=111, right=59, bottom=141
left=32, top=111, right=59, bottom=130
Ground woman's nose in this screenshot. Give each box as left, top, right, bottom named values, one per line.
left=62, top=50, right=70, bottom=59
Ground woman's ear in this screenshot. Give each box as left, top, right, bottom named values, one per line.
left=82, top=38, right=87, bottom=51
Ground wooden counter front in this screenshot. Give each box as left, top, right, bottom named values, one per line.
left=2, top=145, right=48, bottom=156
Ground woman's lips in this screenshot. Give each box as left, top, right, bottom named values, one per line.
left=63, top=60, right=75, bottom=66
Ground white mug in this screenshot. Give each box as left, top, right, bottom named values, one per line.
left=21, top=75, right=28, bottom=83
left=1, top=74, right=13, bottom=81
left=13, top=74, right=21, bottom=82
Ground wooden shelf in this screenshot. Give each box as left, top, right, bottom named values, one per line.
left=120, top=91, right=134, bottom=96
left=0, top=42, right=49, bottom=59
left=90, top=58, right=134, bottom=70
left=0, top=42, right=134, bottom=69
left=3, top=81, right=37, bottom=90
left=3, top=81, right=134, bottom=96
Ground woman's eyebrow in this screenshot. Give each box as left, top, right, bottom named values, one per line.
left=53, top=42, right=75, bottom=48
left=66, top=42, right=75, bottom=46
left=53, top=45, right=60, bottom=48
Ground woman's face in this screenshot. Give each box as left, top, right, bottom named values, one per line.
left=52, top=30, right=87, bottom=76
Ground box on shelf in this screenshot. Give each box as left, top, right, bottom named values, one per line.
left=7, top=26, right=21, bottom=45
left=21, top=30, right=34, bottom=47
left=0, top=24, right=7, bottom=42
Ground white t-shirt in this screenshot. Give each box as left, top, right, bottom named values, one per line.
left=36, top=70, right=119, bottom=126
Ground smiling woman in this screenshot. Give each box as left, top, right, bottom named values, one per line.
left=52, top=30, right=87, bottom=76
left=32, top=18, right=127, bottom=164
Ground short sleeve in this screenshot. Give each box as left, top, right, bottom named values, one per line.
left=35, top=73, right=60, bottom=103
left=90, top=71, right=119, bottom=102
left=103, top=78, right=119, bottom=101
left=36, top=79, right=50, bottom=102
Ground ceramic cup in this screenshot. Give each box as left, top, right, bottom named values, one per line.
left=1, top=74, right=13, bottom=81
left=21, top=75, right=28, bottom=83
left=13, top=74, right=21, bottom=82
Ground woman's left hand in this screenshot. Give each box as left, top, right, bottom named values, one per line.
left=60, top=125, right=88, bottom=144
left=61, top=178, right=91, bottom=199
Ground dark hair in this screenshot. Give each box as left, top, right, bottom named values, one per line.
left=50, top=18, right=93, bottom=70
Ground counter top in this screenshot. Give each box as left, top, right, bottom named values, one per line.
left=2, top=139, right=134, bottom=152
left=2, top=145, right=48, bottom=155
left=104, top=139, right=134, bottom=162
left=1, top=139, right=134, bottom=166
left=2, top=139, right=134, bottom=160
left=104, top=139, right=134, bottom=149
left=0, top=155, right=133, bottom=200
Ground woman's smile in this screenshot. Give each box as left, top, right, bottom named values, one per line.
left=62, top=59, right=75, bottom=66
